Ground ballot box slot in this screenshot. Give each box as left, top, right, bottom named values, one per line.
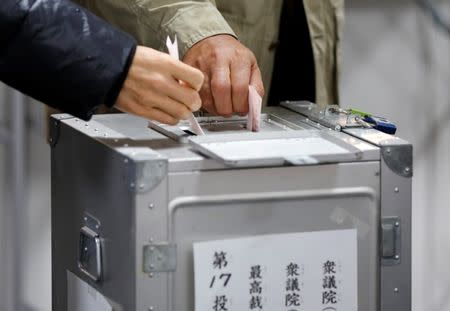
left=182, top=129, right=197, bottom=136
left=148, top=113, right=298, bottom=142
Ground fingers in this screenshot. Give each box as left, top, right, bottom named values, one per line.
left=145, top=107, right=179, bottom=125
left=164, top=78, right=202, bottom=112
left=153, top=94, right=192, bottom=120
left=176, top=36, right=266, bottom=117
left=117, top=75, right=195, bottom=122
left=211, top=65, right=233, bottom=116
left=114, top=46, right=205, bottom=125
left=250, top=65, right=265, bottom=98
left=126, top=85, right=193, bottom=121
left=230, top=59, right=251, bottom=115
left=115, top=96, right=178, bottom=125
left=169, top=58, right=204, bottom=91
left=131, top=103, right=179, bottom=125
left=199, top=73, right=218, bottom=115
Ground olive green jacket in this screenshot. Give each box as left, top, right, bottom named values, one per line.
left=75, top=0, right=344, bottom=107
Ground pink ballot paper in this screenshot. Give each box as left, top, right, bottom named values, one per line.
left=247, top=85, right=263, bottom=132
left=166, top=36, right=205, bottom=136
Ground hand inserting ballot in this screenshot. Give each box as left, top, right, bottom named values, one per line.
left=115, top=46, right=204, bottom=125
left=183, top=35, right=265, bottom=117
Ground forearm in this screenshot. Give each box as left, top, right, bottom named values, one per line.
left=0, top=0, right=137, bottom=120
left=74, top=0, right=236, bottom=58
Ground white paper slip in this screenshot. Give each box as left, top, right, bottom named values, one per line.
left=247, top=85, right=262, bottom=132
left=194, top=229, right=358, bottom=311
left=166, top=36, right=205, bottom=136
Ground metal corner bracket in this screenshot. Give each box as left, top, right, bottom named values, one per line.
left=381, top=145, right=413, bottom=178
left=118, top=147, right=168, bottom=194
left=135, top=159, right=167, bottom=193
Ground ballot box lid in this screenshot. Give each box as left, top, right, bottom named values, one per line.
left=50, top=107, right=380, bottom=172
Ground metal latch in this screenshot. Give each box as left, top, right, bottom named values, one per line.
left=143, top=243, right=177, bottom=273
left=78, top=214, right=103, bottom=282
left=381, top=217, right=401, bottom=266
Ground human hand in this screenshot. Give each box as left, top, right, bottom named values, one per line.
left=115, top=46, right=204, bottom=125
left=183, top=35, right=264, bottom=117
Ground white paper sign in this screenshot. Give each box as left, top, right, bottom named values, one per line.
left=194, top=229, right=358, bottom=311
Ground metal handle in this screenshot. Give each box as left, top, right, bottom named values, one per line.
left=381, top=217, right=401, bottom=266
left=78, top=226, right=102, bottom=282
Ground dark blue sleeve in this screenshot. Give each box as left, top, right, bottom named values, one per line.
left=0, top=0, right=137, bottom=120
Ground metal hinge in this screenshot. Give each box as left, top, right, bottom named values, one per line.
left=143, top=243, right=177, bottom=273
left=381, top=217, right=401, bottom=266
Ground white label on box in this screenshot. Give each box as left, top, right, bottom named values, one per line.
left=194, top=229, right=357, bottom=311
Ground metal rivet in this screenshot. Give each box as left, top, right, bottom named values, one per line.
left=375, top=171, right=380, bottom=176
left=95, top=225, right=99, bottom=229
left=94, top=128, right=99, bottom=132
left=104, top=133, right=108, bottom=137
left=149, top=238, right=154, bottom=243
left=149, top=203, right=155, bottom=209
left=130, top=183, right=135, bottom=188
left=148, top=273, right=154, bottom=278
left=150, top=246, right=155, bottom=251
left=150, top=264, right=155, bottom=270
left=123, top=144, right=129, bottom=147
left=85, top=123, right=89, bottom=127
left=84, top=217, right=88, bottom=221
left=404, top=167, right=411, bottom=173
left=148, top=307, right=154, bottom=311
left=395, top=255, right=400, bottom=260
left=395, top=222, right=400, bottom=227
left=139, top=184, right=145, bottom=190
left=158, top=162, right=163, bottom=168
left=394, top=187, right=399, bottom=193
left=124, top=158, right=128, bottom=164
left=386, top=148, right=391, bottom=154
left=394, top=288, right=399, bottom=293
left=114, top=139, right=119, bottom=143
left=157, top=255, right=163, bottom=261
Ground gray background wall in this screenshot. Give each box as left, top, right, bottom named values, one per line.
left=0, top=1, right=449, bottom=310
left=342, top=1, right=450, bottom=310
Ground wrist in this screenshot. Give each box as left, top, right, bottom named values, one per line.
left=108, top=44, right=137, bottom=108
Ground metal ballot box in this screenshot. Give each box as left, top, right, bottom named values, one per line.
left=51, top=102, right=412, bottom=311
